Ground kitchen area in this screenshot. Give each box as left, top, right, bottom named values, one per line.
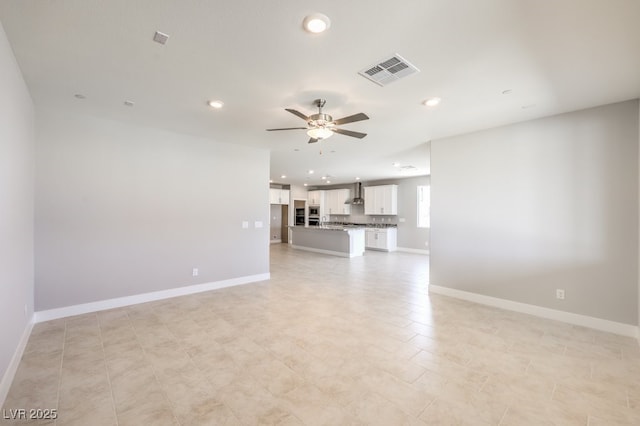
left=271, top=181, right=404, bottom=258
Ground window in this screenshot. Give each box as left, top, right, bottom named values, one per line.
left=417, top=185, right=430, bottom=228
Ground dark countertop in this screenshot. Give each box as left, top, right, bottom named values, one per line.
left=289, top=225, right=365, bottom=231
left=325, top=222, right=397, bottom=228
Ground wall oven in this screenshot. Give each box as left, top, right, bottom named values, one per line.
left=308, top=206, right=319, bottom=226
left=295, top=208, right=305, bottom=226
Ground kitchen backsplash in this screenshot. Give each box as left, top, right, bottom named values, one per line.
left=327, top=204, right=397, bottom=225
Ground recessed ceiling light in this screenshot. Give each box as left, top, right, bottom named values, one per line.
left=303, top=183, right=308, bottom=187
left=124, top=100, right=135, bottom=107
left=303, top=13, right=331, bottom=33
left=355, top=177, right=360, bottom=181
left=280, top=175, right=287, bottom=179
left=423, top=97, right=441, bottom=107
left=208, top=100, right=224, bottom=109
left=326, top=180, right=331, bottom=184
left=269, top=179, right=273, bottom=183
left=74, top=94, right=86, bottom=99
left=321, top=176, right=327, bottom=180
left=308, top=170, right=314, bottom=174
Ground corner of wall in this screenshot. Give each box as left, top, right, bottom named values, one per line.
left=0, top=317, right=34, bottom=408
left=0, top=19, right=36, bottom=408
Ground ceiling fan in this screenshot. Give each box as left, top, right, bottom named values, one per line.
left=266, top=99, right=369, bottom=143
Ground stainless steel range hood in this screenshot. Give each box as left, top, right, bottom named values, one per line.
left=345, top=182, right=364, bottom=205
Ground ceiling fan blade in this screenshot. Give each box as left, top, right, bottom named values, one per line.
left=266, top=127, right=308, bottom=131
left=285, top=108, right=310, bottom=121
left=333, top=112, right=369, bottom=125
left=308, top=138, right=319, bottom=144
left=332, top=128, right=367, bottom=139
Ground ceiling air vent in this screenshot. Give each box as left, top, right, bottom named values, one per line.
left=358, top=54, right=420, bottom=87
left=153, top=31, right=170, bottom=45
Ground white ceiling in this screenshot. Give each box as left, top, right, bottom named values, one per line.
left=1, top=0, right=639, bottom=186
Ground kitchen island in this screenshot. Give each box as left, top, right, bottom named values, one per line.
left=289, top=226, right=365, bottom=257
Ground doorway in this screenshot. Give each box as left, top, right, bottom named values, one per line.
left=269, top=204, right=289, bottom=244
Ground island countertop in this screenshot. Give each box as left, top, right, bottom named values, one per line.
left=289, top=226, right=365, bottom=257
left=289, top=225, right=364, bottom=231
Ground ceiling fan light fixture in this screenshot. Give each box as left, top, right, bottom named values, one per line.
left=307, top=128, right=333, bottom=139
left=303, top=13, right=331, bottom=33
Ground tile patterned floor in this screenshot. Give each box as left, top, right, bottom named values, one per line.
left=2, top=244, right=640, bottom=425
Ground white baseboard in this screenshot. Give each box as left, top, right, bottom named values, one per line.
left=291, top=245, right=362, bottom=258
left=34, top=273, right=270, bottom=323
left=429, top=285, right=639, bottom=339
left=0, top=318, right=34, bottom=407
left=396, top=247, right=430, bottom=255
left=270, top=239, right=282, bottom=244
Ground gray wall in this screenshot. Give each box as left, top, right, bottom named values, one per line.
left=0, top=21, right=34, bottom=393
left=318, top=175, right=431, bottom=251
left=431, top=100, right=639, bottom=325
left=35, top=108, right=270, bottom=311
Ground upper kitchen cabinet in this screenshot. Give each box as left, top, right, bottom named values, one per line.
left=269, top=188, right=290, bottom=205
left=364, top=185, right=398, bottom=215
left=307, top=190, right=324, bottom=206
left=325, top=189, right=351, bottom=215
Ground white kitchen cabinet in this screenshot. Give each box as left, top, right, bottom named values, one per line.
left=269, top=188, right=289, bottom=205
left=307, top=190, right=324, bottom=206
left=364, top=185, right=398, bottom=215
left=325, top=189, right=351, bottom=215
left=364, top=227, right=397, bottom=252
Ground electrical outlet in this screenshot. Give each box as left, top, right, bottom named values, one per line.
left=192, top=268, right=199, bottom=277
left=556, top=289, right=565, bottom=300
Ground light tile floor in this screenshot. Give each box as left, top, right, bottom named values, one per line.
left=2, top=244, right=640, bottom=425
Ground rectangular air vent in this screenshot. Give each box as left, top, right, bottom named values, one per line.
left=358, top=54, right=420, bottom=87
left=153, top=31, right=170, bottom=45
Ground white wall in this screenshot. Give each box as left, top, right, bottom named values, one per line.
left=289, top=184, right=308, bottom=201
left=0, top=21, right=34, bottom=403
left=431, top=100, right=639, bottom=325
left=35, top=108, right=270, bottom=311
